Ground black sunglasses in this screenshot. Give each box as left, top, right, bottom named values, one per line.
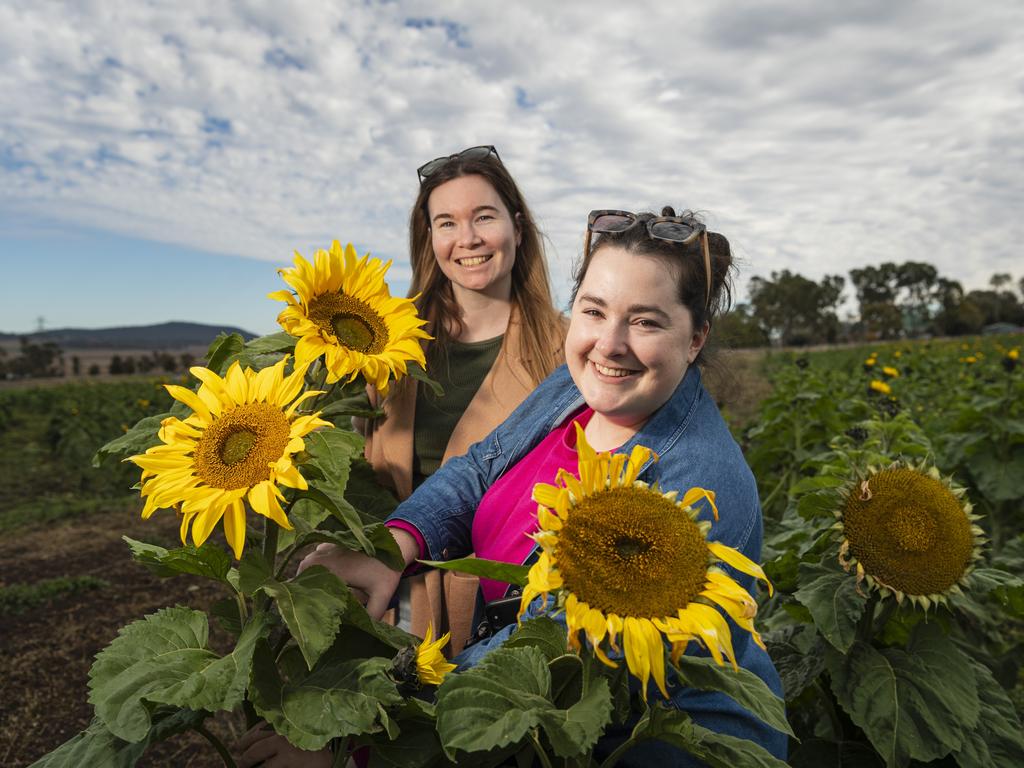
left=417, top=145, right=502, bottom=183
left=585, top=210, right=712, bottom=309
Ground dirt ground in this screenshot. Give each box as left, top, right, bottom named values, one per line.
left=0, top=508, right=244, bottom=767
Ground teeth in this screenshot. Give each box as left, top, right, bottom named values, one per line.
left=593, top=362, right=633, bottom=378
left=458, top=255, right=491, bottom=266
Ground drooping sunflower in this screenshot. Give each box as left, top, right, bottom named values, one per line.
left=129, top=358, right=330, bottom=558
left=269, top=240, right=430, bottom=395
left=519, top=424, right=772, bottom=700
left=835, top=462, right=984, bottom=608
left=417, top=623, right=457, bottom=685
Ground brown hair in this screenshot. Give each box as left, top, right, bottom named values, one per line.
left=408, top=153, right=563, bottom=385
left=571, top=207, right=734, bottom=367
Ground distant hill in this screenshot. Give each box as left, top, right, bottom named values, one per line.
left=0, top=321, right=258, bottom=349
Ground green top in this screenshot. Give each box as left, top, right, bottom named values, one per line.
left=412, top=334, right=504, bottom=487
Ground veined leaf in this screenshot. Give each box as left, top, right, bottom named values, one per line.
left=794, top=560, right=867, bottom=652
left=672, top=654, right=794, bottom=736
left=88, top=607, right=268, bottom=742
left=293, top=523, right=404, bottom=571
left=537, top=676, right=612, bottom=758
left=248, top=640, right=402, bottom=751
left=243, top=331, right=296, bottom=355
left=952, top=657, right=1024, bottom=766
left=122, top=536, right=232, bottom=584
left=93, top=414, right=167, bottom=467
left=505, top=616, right=570, bottom=661
left=205, top=332, right=246, bottom=374
left=826, top=623, right=980, bottom=768
left=631, top=705, right=790, bottom=768
left=968, top=566, right=1024, bottom=617
left=419, top=557, right=529, bottom=586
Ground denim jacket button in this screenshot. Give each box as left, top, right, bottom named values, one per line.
left=441, top=548, right=450, bottom=559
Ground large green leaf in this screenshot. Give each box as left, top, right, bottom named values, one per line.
left=672, top=654, right=793, bottom=736
left=122, top=537, right=233, bottom=584
left=356, top=699, right=444, bottom=768
left=243, top=331, right=297, bottom=355
left=967, top=446, right=1024, bottom=503
left=538, top=676, right=612, bottom=758
left=419, top=556, right=530, bottom=586
left=505, top=616, right=570, bottom=661
left=205, top=332, right=246, bottom=373
left=88, top=607, right=268, bottom=742
left=826, top=624, right=980, bottom=768
left=293, top=523, right=404, bottom=571
left=93, top=414, right=167, bottom=467
left=789, top=738, right=884, bottom=768
left=632, top=705, right=790, bottom=768
left=435, top=645, right=551, bottom=758
left=764, top=625, right=826, bottom=700
left=952, top=657, right=1024, bottom=767
left=28, top=710, right=205, bottom=768
left=248, top=640, right=402, bottom=751
left=344, top=457, right=400, bottom=522
left=243, top=562, right=352, bottom=669
left=968, top=566, right=1024, bottom=617
left=794, top=560, right=867, bottom=652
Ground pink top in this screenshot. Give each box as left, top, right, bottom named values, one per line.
left=386, top=408, right=594, bottom=601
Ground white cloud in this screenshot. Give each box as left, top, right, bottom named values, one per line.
left=1, top=0, right=1022, bottom=313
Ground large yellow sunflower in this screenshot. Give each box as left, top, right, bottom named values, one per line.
left=269, top=240, right=430, bottom=395
left=835, top=462, right=984, bottom=608
left=129, top=358, right=330, bottom=559
left=519, top=424, right=772, bottom=700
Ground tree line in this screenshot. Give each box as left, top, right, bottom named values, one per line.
left=718, top=264, right=1024, bottom=347
left=0, top=340, right=197, bottom=380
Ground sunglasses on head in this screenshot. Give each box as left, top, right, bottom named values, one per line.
left=417, top=145, right=502, bottom=183
left=585, top=209, right=713, bottom=310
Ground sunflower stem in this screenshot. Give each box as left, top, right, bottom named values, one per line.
left=193, top=720, right=237, bottom=768
left=855, top=592, right=880, bottom=643
left=529, top=730, right=555, bottom=768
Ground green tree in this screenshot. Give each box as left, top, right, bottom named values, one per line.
left=715, top=303, right=769, bottom=348
left=748, top=270, right=844, bottom=346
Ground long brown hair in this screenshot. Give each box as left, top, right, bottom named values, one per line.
left=408, top=153, right=563, bottom=385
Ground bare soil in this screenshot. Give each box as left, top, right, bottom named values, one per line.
left=0, top=509, right=244, bottom=767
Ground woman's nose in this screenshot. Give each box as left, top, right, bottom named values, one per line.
left=457, top=223, right=482, bottom=248
left=595, top=324, right=628, bottom=356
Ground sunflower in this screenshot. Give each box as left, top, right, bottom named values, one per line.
left=519, top=424, right=772, bottom=700
left=417, top=624, right=457, bottom=685
left=835, top=462, right=984, bottom=608
left=129, top=358, right=330, bottom=558
left=269, top=240, right=430, bottom=395
left=869, top=380, right=892, bottom=396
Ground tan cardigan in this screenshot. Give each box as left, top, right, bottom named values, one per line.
left=363, top=308, right=566, bottom=654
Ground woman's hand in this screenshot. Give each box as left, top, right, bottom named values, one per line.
left=234, top=723, right=332, bottom=768
left=297, top=527, right=420, bottom=620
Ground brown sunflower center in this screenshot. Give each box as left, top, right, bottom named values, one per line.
left=555, top=486, right=709, bottom=618
left=842, top=467, right=973, bottom=596
left=193, top=403, right=293, bottom=490
left=307, top=292, right=388, bottom=354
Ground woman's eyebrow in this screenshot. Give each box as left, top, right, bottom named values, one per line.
left=578, top=294, right=671, bottom=320
left=432, top=205, right=500, bottom=224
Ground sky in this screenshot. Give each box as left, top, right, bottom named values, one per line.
left=2, top=0, right=1022, bottom=337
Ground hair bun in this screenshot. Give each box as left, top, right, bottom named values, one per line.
left=660, top=205, right=677, bottom=217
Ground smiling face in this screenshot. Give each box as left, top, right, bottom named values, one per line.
left=427, top=174, right=521, bottom=300
left=566, top=245, right=708, bottom=435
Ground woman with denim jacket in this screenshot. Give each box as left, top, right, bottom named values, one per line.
left=299, top=207, right=787, bottom=765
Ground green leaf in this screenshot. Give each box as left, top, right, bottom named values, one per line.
left=789, top=738, right=884, bottom=768
left=344, top=457, right=400, bottom=523
left=794, top=560, right=867, bottom=652
left=122, top=537, right=232, bottom=584
left=633, top=705, right=790, bottom=768
left=537, top=676, right=612, bottom=758
left=967, top=447, right=1024, bottom=503
left=244, top=331, right=297, bottom=355
left=968, top=566, right=1024, bottom=617
left=205, top=332, right=246, bottom=373
left=826, top=623, right=980, bottom=768
left=357, top=699, right=444, bottom=768
left=28, top=710, right=205, bottom=768
left=505, top=616, right=570, bottom=661
left=407, top=362, right=444, bottom=397
left=247, top=564, right=352, bottom=669
left=435, top=645, right=552, bottom=758
left=88, top=607, right=268, bottom=742
left=248, top=640, right=402, bottom=751
left=294, top=486, right=376, bottom=555
left=419, top=557, right=530, bottom=586
left=765, top=627, right=826, bottom=700
left=672, top=654, right=794, bottom=736
left=93, top=414, right=168, bottom=467
left=952, top=657, right=1024, bottom=767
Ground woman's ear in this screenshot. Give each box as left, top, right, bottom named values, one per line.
left=688, top=321, right=711, bottom=363
left=514, top=212, right=523, bottom=247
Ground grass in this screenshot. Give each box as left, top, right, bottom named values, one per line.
left=0, top=576, right=109, bottom=616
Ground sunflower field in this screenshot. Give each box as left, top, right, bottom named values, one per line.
left=15, top=236, right=1024, bottom=767
left=744, top=337, right=1024, bottom=766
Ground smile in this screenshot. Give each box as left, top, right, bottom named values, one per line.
left=591, top=361, right=639, bottom=378
left=456, top=254, right=493, bottom=266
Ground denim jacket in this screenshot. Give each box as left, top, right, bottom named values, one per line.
left=387, top=364, right=787, bottom=764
